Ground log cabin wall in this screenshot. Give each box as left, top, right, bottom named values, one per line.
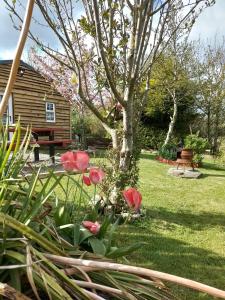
left=0, top=61, right=71, bottom=140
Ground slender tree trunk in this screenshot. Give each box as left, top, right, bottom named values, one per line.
left=163, top=96, right=178, bottom=147
left=119, top=105, right=134, bottom=171
left=111, top=129, right=119, bottom=150
left=107, top=103, right=138, bottom=207
left=212, top=107, right=220, bottom=155
left=206, top=108, right=213, bottom=154
left=102, top=123, right=118, bottom=149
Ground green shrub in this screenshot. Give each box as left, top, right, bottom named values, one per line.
left=139, top=125, right=167, bottom=150
left=159, top=143, right=177, bottom=160
left=72, top=109, right=106, bottom=138
left=213, top=142, right=225, bottom=166
left=184, top=134, right=208, bottom=163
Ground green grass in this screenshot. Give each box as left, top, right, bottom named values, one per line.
left=117, top=153, right=225, bottom=299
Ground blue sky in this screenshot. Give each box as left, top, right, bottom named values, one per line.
left=0, top=0, right=224, bottom=60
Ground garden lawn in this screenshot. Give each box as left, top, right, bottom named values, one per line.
left=118, top=153, right=225, bottom=299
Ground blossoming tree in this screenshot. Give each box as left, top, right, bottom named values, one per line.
left=5, top=0, right=215, bottom=204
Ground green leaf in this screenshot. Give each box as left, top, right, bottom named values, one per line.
left=79, top=227, right=93, bottom=243
left=89, top=236, right=106, bottom=256
left=107, top=242, right=147, bottom=259
left=23, top=173, right=63, bottom=225
left=73, top=224, right=81, bottom=247
left=54, top=205, right=71, bottom=226
left=105, top=218, right=120, bottom=253
left=9, top=269, right=21, bottom=291
left=34, top=249, right=90, bottom=300
left=0, top=213, right=65, bottom=256
left=34, top=267, right=73, bottom=300
left=97, top=214, right=113, bottom=239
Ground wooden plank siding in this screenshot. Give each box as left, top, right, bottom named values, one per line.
left=0, top=61, right=71, bottom=140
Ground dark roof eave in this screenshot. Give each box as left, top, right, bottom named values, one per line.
left=0, top=60, right=35, bottom=71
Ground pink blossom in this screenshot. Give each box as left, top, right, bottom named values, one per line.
left=61, top=151, right=89, bottom=172
left=123, top=188, right=142, bottom=211
left=73, top=151, right=89, bottom=171
left=30, top=46, right=112, bottom=110
left=82, top=221, right=100, bottom=234
left=89, top=168, right=105, bottom=184
left=60, top=151, right=77, bottom=171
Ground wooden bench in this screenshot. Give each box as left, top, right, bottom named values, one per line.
left=30, top=139, right=72, bottom=163
left=30, top=139, right=72, bottom=147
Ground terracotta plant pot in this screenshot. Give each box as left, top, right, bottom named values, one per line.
left=181, top=148, right=193, bottom=161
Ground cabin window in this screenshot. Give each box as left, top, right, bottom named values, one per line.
left=46, top=102, right=56, bottom=122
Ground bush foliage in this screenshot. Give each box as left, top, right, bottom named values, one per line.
left=139, top=125, right=167, bottom=150
left=184, top=134, right=208, bottom=163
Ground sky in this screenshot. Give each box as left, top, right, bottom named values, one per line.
left=0, top=0, right=224, bottom=60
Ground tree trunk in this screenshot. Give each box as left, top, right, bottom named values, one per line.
left=207, top=109, right=212, bottom=151
left=107, top=104, right=139, bottom=208
left=101, top=123, right=118, bottom=149
left=163, top=96, right=178, bottom=147
left=119, top=105, right=134, bottom=171
left=212, top=107, right=220, bottom=155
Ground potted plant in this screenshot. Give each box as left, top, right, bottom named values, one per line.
left=180, top=148, right=193, bottom=160
left=184, top=134, right=208, bottom=166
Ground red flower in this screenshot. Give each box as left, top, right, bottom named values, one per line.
left=61, top=151, right=89, bottom=172
left=123, top=187, right=142, bottom=211
left=82, top=175, right=91, bottom=186
left=89, top=168, right=105, bottom=184
left=82, top=221, right=100, bottom=234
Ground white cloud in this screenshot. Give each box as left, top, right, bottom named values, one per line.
left=0, top=49, right=17, bottom=60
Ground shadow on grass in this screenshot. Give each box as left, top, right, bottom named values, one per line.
left=201, top=161, right=225, bottom=171
left=118, top=226, right=225, bottom=299
left=201, top=173, right=225, bottom=178
left=140, top=153, right=157, bottom=160
left=145, top=207, right=225, bottom=230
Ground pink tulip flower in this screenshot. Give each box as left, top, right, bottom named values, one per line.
left=82, top=221, right=100, bottom=234
left=61, top=151, right=89, bottom=172
left=89, top=168, right=105, bottom=184
left=60, top=151, right=77, bottom=171
left=82, top=174, right=92, bottom=186
left=123, top=187, right=142, bottom=211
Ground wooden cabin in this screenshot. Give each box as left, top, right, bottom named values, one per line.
left=0, top=60, right=71, bottom=140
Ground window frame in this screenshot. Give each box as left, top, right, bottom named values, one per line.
left=46, top=102, right=56, bottom=123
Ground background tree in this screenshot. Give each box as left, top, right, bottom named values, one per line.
left=141, top=48, right=197, bottom=149
left=4, top=0, right=215, bottom=205
left=193, top=39, right=225, bottom=154
left=158, top=9, right=196, bottom=148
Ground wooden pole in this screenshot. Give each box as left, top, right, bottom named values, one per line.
left=45, top=255, right=225, bottom=299
left=0, top=0, right=35, bottom=117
